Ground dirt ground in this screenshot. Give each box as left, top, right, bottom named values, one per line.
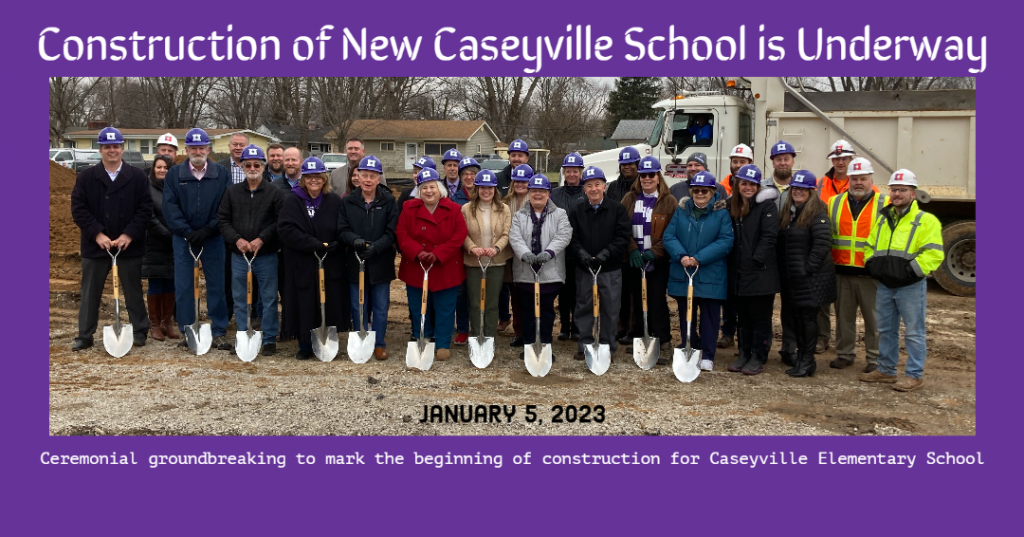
left=49, top=163, right=976, bottom=436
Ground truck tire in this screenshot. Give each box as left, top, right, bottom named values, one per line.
left=933, top=220, right=975, bottom=297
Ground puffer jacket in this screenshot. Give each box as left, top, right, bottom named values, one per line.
left=508, top=199, right=572, bottom=284
left=663, top=194, right=734, bottom=300
left=462, top=200, right=513, bottom=266
left=777, top=204, right=837, bottom=308
left=728, top=188, right=781, bottom=297
left=605, top=172, right=638, bottom=203
left=143, top=177, right=174, bottom=279
left=551, top=183, right=585, bottom=212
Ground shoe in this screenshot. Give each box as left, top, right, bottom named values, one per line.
left=859, top=369, right=897, bottom=383
left=454, top=333, right=469, bottom=346
left=519, top=351, right=525, bottom=360
left=213, top=335, right=233, bottom=352
left=570, top=329, right=580, bottom=341
left=160, top=293, right=180, bottom=339
left=656, top=357, right=669, bottom=366
left=815, top=338, right=829, bottom=354
left=830, top=357, right=855, bottom=369
left=617, top=334, right=632, bottom=346
left=147, top=295, right=165, bottom=341
left=699, top=359, right=714, bottom=371
left=779, top=351, right=796, bottom=367
left=510, top=336, right=524, bottom=347
left=893, top=377, right=924, bottom=392
left=742, top=331, right=770, bottom=375
left=557, top=332, right=569, bottom=341
left=133, top=333, right=147, bottom=347
left=786, top=351, right=817, bottom=378
left=374, top=347, right=388, bottom=360
left=295, top=349, right=315, bottom=360
left=573, top=351, right=585, bottom=361
left=436, top=349, right=450, bottom=361
left=497, top=319, right=512, bottom=333
left=728, top=330, right=752, bottom=372
left=863, top=363, right=878, bottom=373
left=71, top=338, right=93, bottom=351
left=261, top=343, right=276, bottom=356
left=716, top=335, right=734, bottom=348
left=177, top=339, right=189, bottom=348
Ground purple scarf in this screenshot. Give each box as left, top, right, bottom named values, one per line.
left=529, top=204, right=549, bottom=272
left=631, top=193, right=657, bottom=270
left=292, top=184, right=323, bottom=218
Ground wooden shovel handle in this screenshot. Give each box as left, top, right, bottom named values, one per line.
left=319, top=268, right=326, bottom=303
left=686, top=284, right=694, bottom=323
left=420, top=277, right=429, bottom=315
left=641, top=276, right=648, bottom=312
left=534, top=281, right=540, bottom=317
left=111, top=264, right=119, bottom=301
left=479, top=278, right=486, bottom=311
left=193, top=266, right=200, bottom=299
left=592, top=283, right=599, bottom=318
left=246, top=271, right=252, bottom=305
left=359, top=270, right=365, bottom=306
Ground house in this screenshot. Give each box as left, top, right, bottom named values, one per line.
left=610, top=119, right=657, bottom=148
left=255, top=123, right=335, bottom=156
left=326, top=120, right=501, bottom=176
left=63, top=128, right=279, bottom=162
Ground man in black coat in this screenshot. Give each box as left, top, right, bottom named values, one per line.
left=217, top=145, right=285, bottom=356
left=550, top=152, right=587, bottom=340
left=568, top=166, right=632, bottom=359
left=69, top=127, right=153, bottom=351
left=337, top=156, right=399, bottom=360
left=603, top=146, right=641, bottom=343
left=493, top=139, right=530, bottom=198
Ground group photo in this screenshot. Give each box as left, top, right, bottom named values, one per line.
left=48, top=76, right=977, bottom=436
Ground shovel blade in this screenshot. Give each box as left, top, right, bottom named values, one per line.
left=524, top=343, right=553, bottom=377
left=185, top=324, right=212, bottom=356
left=235, top=330, right=262, bottom=362
left=673, top=348, right=702, bottom=383
left=311, top=326, right=339, bottom=362
left=468, top=337, right=495, bottom=369
left=102, top=323, right=134, bottom=358
left=585, top=343, right=611, bottom=376
left=633, top=337, right=660, bottom=370
left=406, top=340, right=435, bottom=371
left=347, top=331, right=375, bottom=364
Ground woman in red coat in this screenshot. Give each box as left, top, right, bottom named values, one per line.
left=397, top=168, right=469, bottom=361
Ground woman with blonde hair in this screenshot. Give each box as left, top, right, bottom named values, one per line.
left=461, top=169, right=512, bottom=345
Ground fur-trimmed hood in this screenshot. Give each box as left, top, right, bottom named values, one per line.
left=755, top=187, right=779, bottom=204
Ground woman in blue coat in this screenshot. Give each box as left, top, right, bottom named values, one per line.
left=663, top=171, right=734, bottom=370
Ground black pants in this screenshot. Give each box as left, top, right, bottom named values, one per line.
left=557, top=255, right=578, bottom=333
left=735, top=294, right=774, bottom=341
left=780, top=296, right=797, bottom=354
left=674, top=296, right=722, bottom=362
left=792, top=305, right=820, bottom=357
left=517, top=285, right=559, bottom=345
left=617, top=262, right=635, bottom=338
left=628, top=261, right=672, bottom=342
left=79, top=255, right=149, bottom=340
left=721, top=293, right=737, bottom=338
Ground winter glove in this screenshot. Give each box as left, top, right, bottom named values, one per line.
left=629, top=250, right=643, bottom=268
left=521, top=252, right=538, bottom=265
left=595, top=249, right=611, bottom=265
left=186, top=228, right=210, bottom=249
left=535, top=251, right=552, bottom=264
left=577, top=249, right=593, bottom=267
left=641, top=250, right=656, bottom=262
left=314, top=242, right=328, bottom=254
left=363, top=243, right=377, bottom=258
left=353, top=238, right=366, bottom=251
left=325, top=241, right=338, bottom=252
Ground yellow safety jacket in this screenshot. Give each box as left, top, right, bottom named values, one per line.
left=828, top=191, right=889, bottom=268
left=864, top=200, right=944, bottom=288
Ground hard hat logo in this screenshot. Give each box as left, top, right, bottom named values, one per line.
left=777, top=144, right=786, bottom=151
left=643, top=162, right=651, bottom=169
left=568, top=157, right=575, bottom=162
left=746, top=169, right=756, bottom=177
left=895, top=173, right=903, bottom=181
left=854, top=163, right=861, bottom=170
left=587, top=169, right=595, bottom=176
left=514, top=142, right=521, bottom=148
left=517, top=170, right=524, bottom=177
left=308, top=162, right=316, bottom=169
left=534, top=178, right=542, bottom=185
left=248, top=149, right=257, bottom=155
left=106, top=133, right=115, bottom=140
left=193, top=135, right=201, bottom=142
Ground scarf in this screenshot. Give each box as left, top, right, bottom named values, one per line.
left=632, top=192, right=657, bottom=270
left=528, top=203, right=549, bottom=273
left=292, top=184, right=323, bottom=218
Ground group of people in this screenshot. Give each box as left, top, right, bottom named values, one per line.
left=70, top=128, right=944, bottom=391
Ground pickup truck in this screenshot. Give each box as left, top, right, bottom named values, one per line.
left=584, top=77, right=976, bottom=297
left=50, top=148, right=100, bottom=171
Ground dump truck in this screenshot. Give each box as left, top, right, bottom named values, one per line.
left=584, top=77, right=976, bottom=297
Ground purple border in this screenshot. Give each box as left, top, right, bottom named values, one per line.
left=11, top=1, right=1009, bottom=533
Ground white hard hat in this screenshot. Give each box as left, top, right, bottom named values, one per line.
left=828, top=139, right=856, bottom=159
left=157, top=133, right=178, bottom=148
left=847, top=157, right=874, bottom=176
left=730, top=144, right=753, bottom=159
left=888, top=169, right=918, bottom=187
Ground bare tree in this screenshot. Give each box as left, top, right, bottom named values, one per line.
left=49, top=77, right=100, bottom=146
left=532, top=77, right=604, bottom=160
left=314, top=77, right=372, bottom=150
left=407, top=78, right=464, bottom=120
left=365, top=78, right=430, bottom=120
left=143, top=77, right=216, bottom=128
left=208, top=77, right=270, bottom=129
left=460, top=77, right=541, bottom=142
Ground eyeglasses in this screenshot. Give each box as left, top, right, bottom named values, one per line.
left=242, top=162, right=262, bottom=169
left=305, top=176, right=324, bottom=182
left=690, top=188, right=712, bottom=195
left=639, top=173, right=658, bottom=179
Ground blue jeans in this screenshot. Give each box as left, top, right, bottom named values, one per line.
left=455, top=281, right=469, bottom=334
left=876, top=279, right=928, bottom=379
left=350, top=281, right=390, bottom=348
left=406, top=284, right=458, bottom=349
left=173, top=235, right=228, bottom=336
left=147, top=277, right=175, bottom=295
left=231, top=253, right=279, bottom=344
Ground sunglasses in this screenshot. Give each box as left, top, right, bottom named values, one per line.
left=305, top=176, right=324, bottom=182
left=242, top=162, right=262, bottom=169
left=690, top=188, right=712, bottom=195
left=639, top=173, right=659, bottom=179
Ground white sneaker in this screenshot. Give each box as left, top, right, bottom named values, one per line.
left=699, top=359, right=714, bottom=371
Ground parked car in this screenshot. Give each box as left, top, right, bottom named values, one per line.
left=321, top=153, right=347, bottom=171
left=480, top=159, right=509, bottom=171
left=122, top=151, right=148, bottom=172
left=50, top=148, right=100, bottom=171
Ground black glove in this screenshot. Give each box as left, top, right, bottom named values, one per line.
left=363, top=243, right=377, bottom=258
left=577, top=249, right=593, bottom=267
left=595, top=249, right=611, bottom=264
left=353, top=238, right=366, bottom=251
left=326, top=241, right=338, bottom=252
left=186, top=228, right=209, bottom=248
left=314, top=242, right=328, bottom=254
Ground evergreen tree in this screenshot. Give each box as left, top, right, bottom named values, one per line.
left=604, top=77, right=661, bottom=136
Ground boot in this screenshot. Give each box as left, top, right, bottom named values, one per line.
left=161, top=293, right=180, bottom=339
left=147, top=295, right=165, bottom=341
left=779, top=351, right=797, bottom=367
left=728, top=329, right=752, bottom=372
left=787, top=350, right=817, bottom=378
left=741, top=331, right=770, bottom=375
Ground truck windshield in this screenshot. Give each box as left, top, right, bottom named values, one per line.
left=647, top=110, right=665, bottom=146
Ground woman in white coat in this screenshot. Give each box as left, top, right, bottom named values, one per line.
left=508, top=174, right=572, bottom=360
